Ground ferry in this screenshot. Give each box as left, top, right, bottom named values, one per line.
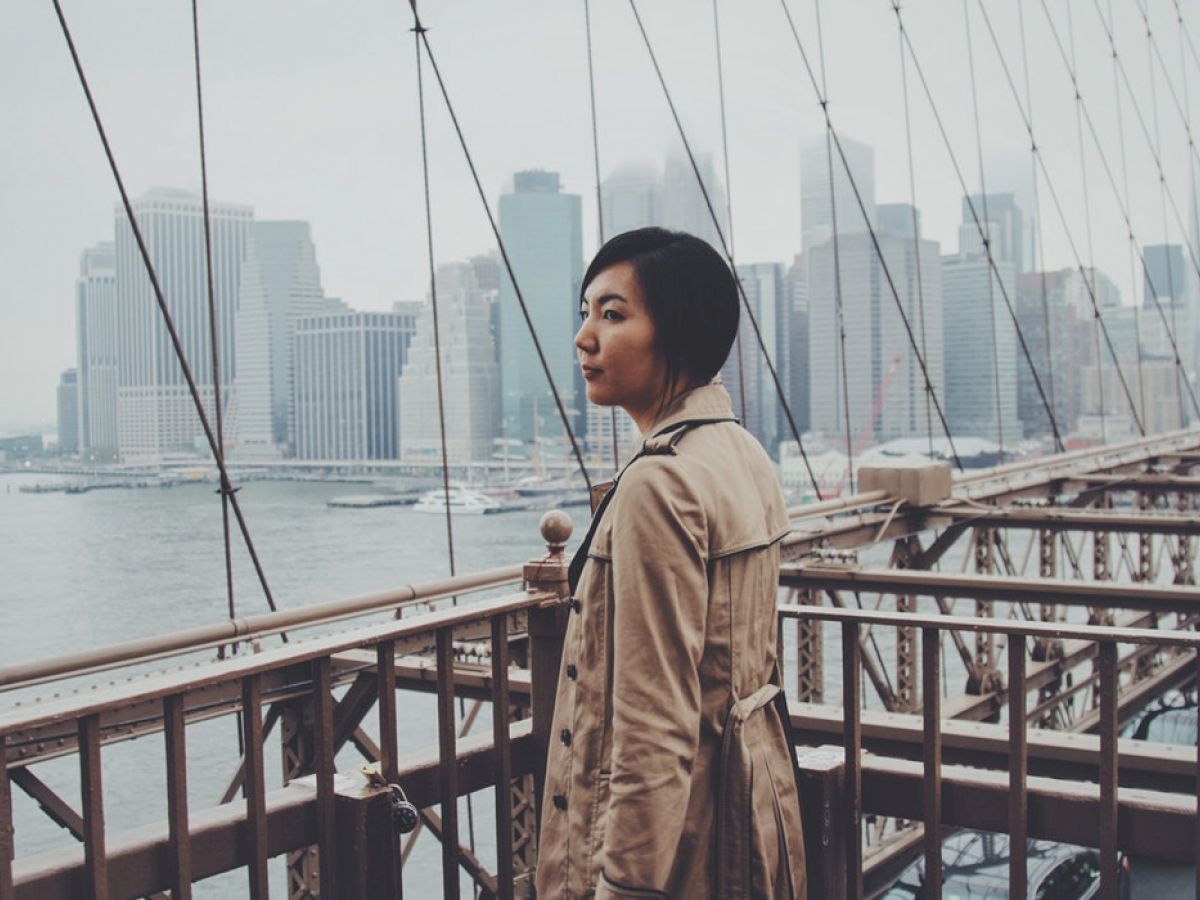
left=412, top=485, right=508, bottom=515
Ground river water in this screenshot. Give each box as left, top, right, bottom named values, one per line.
left=0, top=471, right=563, bottom=896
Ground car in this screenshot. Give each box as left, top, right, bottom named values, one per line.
left=881, top=829, right=1130, bottom=899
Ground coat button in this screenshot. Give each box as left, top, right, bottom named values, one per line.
left=571, top=598, right=582, bottom=613
left=566, top=663, right=578, bottom=680
left=553, top=793, right=568, bottom=810
left=560, top=728, right=572, bottom=746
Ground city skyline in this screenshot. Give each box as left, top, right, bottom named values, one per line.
left=7, top=1, right=1200, bottom=431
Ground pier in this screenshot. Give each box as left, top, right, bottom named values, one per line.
left=0, top=432, right=1197, bottom=898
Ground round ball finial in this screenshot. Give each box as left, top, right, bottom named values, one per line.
left=540, top=509, right=573, bottom=555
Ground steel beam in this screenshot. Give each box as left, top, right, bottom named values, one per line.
left=932, top=505, right=1200, bottom=536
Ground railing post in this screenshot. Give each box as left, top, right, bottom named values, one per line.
left=333, top=772, right=399, bottom=900
left=795, top=746, right=847, bottom=900
left=525, top=510, right=572, bottom=868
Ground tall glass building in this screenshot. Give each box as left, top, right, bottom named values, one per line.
left=497, top=171, right=583, bottom=444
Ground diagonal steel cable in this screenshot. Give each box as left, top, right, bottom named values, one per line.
left=408, top=1, right=593, bottom=494
left=52, top=0, right=282, bottom=628
left=776, top=0, right=965, bottom=469
left=891, top=2, right=1068, bottom=450
left=627, top=0, right=825, bottom=496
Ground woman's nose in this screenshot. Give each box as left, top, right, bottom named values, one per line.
left=574, top=317, right=597, bottom=353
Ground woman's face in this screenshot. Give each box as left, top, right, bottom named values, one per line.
left=575, top=261, right=670, bottom=432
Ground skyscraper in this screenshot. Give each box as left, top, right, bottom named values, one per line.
left=75, top=241, right=118, bottom=456
left=57, top=369, right=79, bottom=455
left=232, top=221, right=326, bottom=458
left=113, top=187, right=253, bottom=461
left=961, top=193, right=1024, bottom=274
left=1015, top=270, right=1093, bottom=438
left=398, top=262, right=500, bottom=464
left=660, top=152, right=728, bottom=252
left=1142, top=243, right=1195, bottom=376
left=785, top=253, right=811, bottom=436
left=800, top=135, right=875, bottom=255
left=809, top=227, right=944, bottom=446
left=600, top=162, right=662, bottom=237
left=723, top=262, right=788, bottom=453
left=293, top=310, right=416, bottom=460
left=497, top=171, right=583, bottom=443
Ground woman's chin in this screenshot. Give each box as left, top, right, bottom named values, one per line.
left=585, top=384, right=616, bottom=407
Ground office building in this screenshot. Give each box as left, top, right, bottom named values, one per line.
left=232, top=221, right=327, bottom=458
left=57, top=369, right=79, bottom=455
left=75, top=242, right=118, bottom=456
left=661, top=152, right=728, bottom=253
left=293, top=310, right=416, bottom=460
left=960, top=193, right=1024, bottom=274
left=497, top=170, right=583, bottom=443
left=113, top=188, right=253, bottom=461
left=722, top=262, right=788, bottom=452
left=600, top=162, right=662, bottom=237
left=800, top=135, right=875, bottom=255
left=785, top=253, right=811, bottom=436
left=398, top=262, right=500, bottom=464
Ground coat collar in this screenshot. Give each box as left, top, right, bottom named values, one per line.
left=637, top=379, right=736, bottom=452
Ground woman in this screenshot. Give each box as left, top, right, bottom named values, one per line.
left=536, top=228, right=807, bottom=899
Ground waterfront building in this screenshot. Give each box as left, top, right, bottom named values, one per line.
left=960, top=193, right=1025, bottom=274
left=293, top=310, right=416, bottom=460
left=113, top=187, right=253, bottom=462
left=785, top=253, right=811, bottom=436
left=232, top=221, right=327, bottom=458
left=398, top=262, right=500, bottom=464
left=56, top=369, right=79, bottom=455
left=600, top=162, right=662, bottom=237
left=497, top=170, right=583, bottom=444
left=722, top=262, right=788, bottom=453
left=808, top=220, right=944, bottom=448
left=1142, top=244, right=1195, bottom=382
left=661, top=151, right=728, bottom=252
left=800, top=135, right=875, bottom=255
left=75, top=241, right=118, bottom=456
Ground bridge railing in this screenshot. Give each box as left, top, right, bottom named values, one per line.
left=782, top=603, right=1200, bottom=900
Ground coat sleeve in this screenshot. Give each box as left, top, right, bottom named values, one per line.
left=598, top=458, right=708, bottom=895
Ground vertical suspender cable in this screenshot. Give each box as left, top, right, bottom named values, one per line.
left=52, top=0, right=282, bottom=632
left=190, top=0, right=238, bottom=629
left=813, top=0, right=857, bottom=490
left=963, top=0, right=1006, bottom=454
left=1065, top=3, right=1108, bottom=442
left=626, top=0, right=827, bottom=496
left=1016, top=0, right=1063, bottom=443
left=711, top=0, right=749, bottom=429
left=893, top=0, right=936, bottom=458
left=411, top=7, right=478, bottom=858
left=1139, top=0, right=1186, bottom=429
left=581, top=0, right=622, bottom=474
left=775, top=0, right=964, bottom=470
left=409, top=2, right=593, bottom=495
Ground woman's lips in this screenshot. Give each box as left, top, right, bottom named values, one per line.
left=581, top=365, right=602, bottom=381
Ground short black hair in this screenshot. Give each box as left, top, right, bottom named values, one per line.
left=580, top=227, right=739, bottom=385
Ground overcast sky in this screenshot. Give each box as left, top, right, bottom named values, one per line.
left=3, top=0, right=1197, bottom=433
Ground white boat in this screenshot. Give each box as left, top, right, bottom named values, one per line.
left=412, top=485, right=507, bottom=515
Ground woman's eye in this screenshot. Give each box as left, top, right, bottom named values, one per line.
left=602, top=310, right=623, bottom=322
left=579, top=308, right=589, bottom=322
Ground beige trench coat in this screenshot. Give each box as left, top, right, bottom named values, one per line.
left=535, top=382, right=807, bottom=899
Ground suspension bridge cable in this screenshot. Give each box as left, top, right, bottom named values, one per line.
left=1088, top=0, right=1200, bottom=329
left=777, top=0, right=965, bottom=470
left=975, top=1, right=1146, bottom=434
left=1137, top=0, right=1187, bottom=429
left=1015, top=0, right=1063, bottom=440
left=1137, top=2, right=1200, bottom=200
left=1028, top=0, right=1200, bottom=421
left=51, top=0, right=282, bottom=622
left=812, top=0, right=857, bottom=489
left=581, top=0, right=622, bottom=473
left=892, top=3, right=1068, bottom=451
left=412, top=11, right=478, bottom=854
left=626, top=0, right=826, bottom=497
left=412, top=19, right=457, bottom=588
left=1175, top=0, right=1200, bottom=83
left=962, top=0, right=1006, bottom=453
left=407, top=3, right=593, bottom=495
left=190, top=0, right=237, bottom=627
left=1103, top=0, right=1148, bottom=424
left=711, top=0, right=749, bottom=429
left=893, top=1, right=936, bottom=458
left=1064, top=3, right=1107, bottom=443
